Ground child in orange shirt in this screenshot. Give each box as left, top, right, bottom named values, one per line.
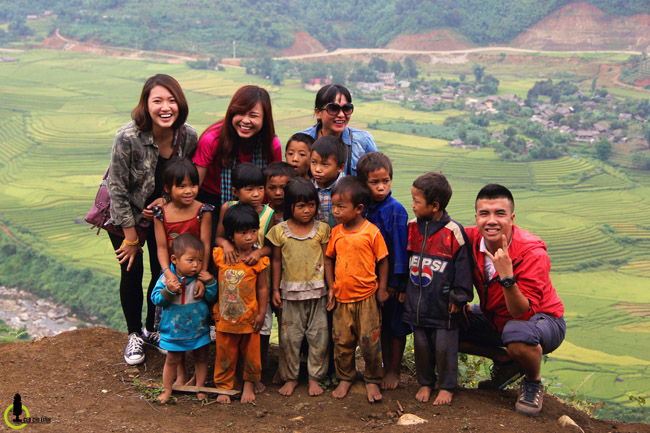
left=212, top=203, right=269, bottom=404
left=324, top=176, right=389, bottom=403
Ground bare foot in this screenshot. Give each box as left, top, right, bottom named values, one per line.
left=415, top=385, right=432, bottom=403
left=157, top=389, right=172, bottom=404
left=381, top=370, right=400, bottom=390
left=433, top=389, right=453, bottom=405
left=366, top=383, right=383, bottom=403
left=173, top=374, right=188, bottom=386
left=332, top=380, right=352, bottom=399
left=185, top=375, right=196, bottom=386
left=197, top=392, right=208, bottom=401
left=241, top=381, right=256, bottom=404
left=216, top=394, right=231, bottom=404
left=308, top=378, right=324, bottom=396
left=254, top=380, right=266, bottom=394
left=278, top=380, right=298, bottom=396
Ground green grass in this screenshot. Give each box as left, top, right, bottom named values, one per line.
left=0, top=49, right=649, bottom=412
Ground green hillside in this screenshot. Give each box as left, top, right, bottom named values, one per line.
left=0, top=50, right=649, bottom=421
left=1, top=1, right=650, bottom=56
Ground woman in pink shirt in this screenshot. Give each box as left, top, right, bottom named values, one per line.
left=193, top=85, right=282, bottom=228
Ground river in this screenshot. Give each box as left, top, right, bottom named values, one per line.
left=0, top=285, right=104, bottom=339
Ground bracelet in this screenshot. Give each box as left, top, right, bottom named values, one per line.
left=161, top=267, right=170, bottom=273
left=165, top=287, right=178, bottom=296
left=121, top=237, right=140, bottom=246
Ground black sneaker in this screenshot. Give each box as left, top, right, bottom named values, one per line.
left=142, top=329, right=167, bottom=355
left=515, top=379, right=544, bottom=417
left=478, top=360, right=523, bottom=390
left=124, top=332, right=145, bottom=365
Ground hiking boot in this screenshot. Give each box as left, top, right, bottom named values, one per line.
left=478, top=360, right=523, bottom=390
left=124, top=332, right=145, bottom=365
left=515, top=379, right=544, bottom=417
left=142, top=329, right=167, bottom=355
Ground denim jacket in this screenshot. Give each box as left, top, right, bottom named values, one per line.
left=107, top=121, right=198, bottom=228
left=300, top=124, right=378, bottom=176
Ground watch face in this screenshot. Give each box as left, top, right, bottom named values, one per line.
left=500, top=277, right=516, bottom=288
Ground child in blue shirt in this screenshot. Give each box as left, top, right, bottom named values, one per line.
left=151, top=233, right=217, bottom=403
left=357, top=152, right=410, bottom=390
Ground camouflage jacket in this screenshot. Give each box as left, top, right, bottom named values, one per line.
left=107, top=121, right=198, bottom=228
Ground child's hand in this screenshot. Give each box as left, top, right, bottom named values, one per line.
left=242, top=249, right=261, bottom=265
left=387, top=286, right=397, bottom=299
left=222, top=241, right=239, bottom=265
left=194, top=280, right=205, bottom=299
left=199, top=270, right=214, bottom=282
left=398, top=292, right=405, bottom=303
left=376, top=287, right=389, bottom=306
left=449, top=302, right=461, bottom=315
left=271, top=290, right=282, bottom=309
left=253, top=311, right=265, bottom=333
left=326, top=289, right=336, bottom=311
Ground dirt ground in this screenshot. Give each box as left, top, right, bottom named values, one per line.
left=1, top=328, right=648, bottom=433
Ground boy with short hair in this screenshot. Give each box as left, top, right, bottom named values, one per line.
left=310, top=136, right=347, bottom=227
left=403, top=172, right=473, bottom=406
left=285, top=133, right=315, bottom=180
left=325, top=176, right=389, bottom=403
left=264, top=161, right=295, bottom=223
left=356, top=152, right=410, bottom=390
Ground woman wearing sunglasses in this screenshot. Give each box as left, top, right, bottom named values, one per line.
left=299, top=84, right=377, bottom=176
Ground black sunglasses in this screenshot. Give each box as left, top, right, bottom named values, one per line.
left=322, top=102, right=354, bottom=116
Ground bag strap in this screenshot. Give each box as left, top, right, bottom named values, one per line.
left=172, top=124, right=185, bottom=157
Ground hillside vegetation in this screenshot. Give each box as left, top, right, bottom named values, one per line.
left=1, top=1, right=650, bottom=57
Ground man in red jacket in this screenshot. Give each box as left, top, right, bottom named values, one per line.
left=460, top=184, right=565, bottom=417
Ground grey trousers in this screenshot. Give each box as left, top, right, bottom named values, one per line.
left=279, top=296, right=329, bottom=381
left=413, top=326, right=459, bottom=390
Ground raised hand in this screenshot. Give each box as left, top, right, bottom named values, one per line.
left=484, top=234, right=514, bottom=278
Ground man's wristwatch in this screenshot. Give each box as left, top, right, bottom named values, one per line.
left=497, top=276, right=517, bottom=288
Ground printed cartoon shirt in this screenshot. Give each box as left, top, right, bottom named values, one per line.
left=213, top=247, right=270, bottom=334
left=325, top=220, right=389, bottom=303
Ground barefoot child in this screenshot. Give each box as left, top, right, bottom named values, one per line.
left=153, top=159, right=214, bottom=385
left=264, top=161, right=295, bottom=222
left=213, top=203, right=270, bottom=404
left=151, top=233, right=217, bottom=403
left=285, top=133, right=314, bottom=180
left=357, top=152, right=411, bottom=391
left=325, top=176, right=389, bottom=403
left=266, top=178, right=332, bottom=396
left=215, top=163, right=275, bottom=391
left=403, top=172, right=473, bottom=405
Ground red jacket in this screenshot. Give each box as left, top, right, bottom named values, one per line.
left=465, top=225, right=564, bottom=332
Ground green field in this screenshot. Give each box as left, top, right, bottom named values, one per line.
left=0, top=50, right=649, bottom=415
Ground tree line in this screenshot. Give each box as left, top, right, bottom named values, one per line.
left=2, top=1, right=649, bottom=57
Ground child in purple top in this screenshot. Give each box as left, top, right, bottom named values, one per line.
left=357, top=152, right=410, bottom=390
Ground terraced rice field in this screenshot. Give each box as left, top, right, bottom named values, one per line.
left=0, top=50, right=649, bottom=407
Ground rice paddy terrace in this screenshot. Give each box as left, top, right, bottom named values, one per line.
left=0, top=50, right=648, bottom=411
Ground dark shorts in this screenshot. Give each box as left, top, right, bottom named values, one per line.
left=459, top=305, right=566, bottom=354
left=381, top=296, right=412, bottom=337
